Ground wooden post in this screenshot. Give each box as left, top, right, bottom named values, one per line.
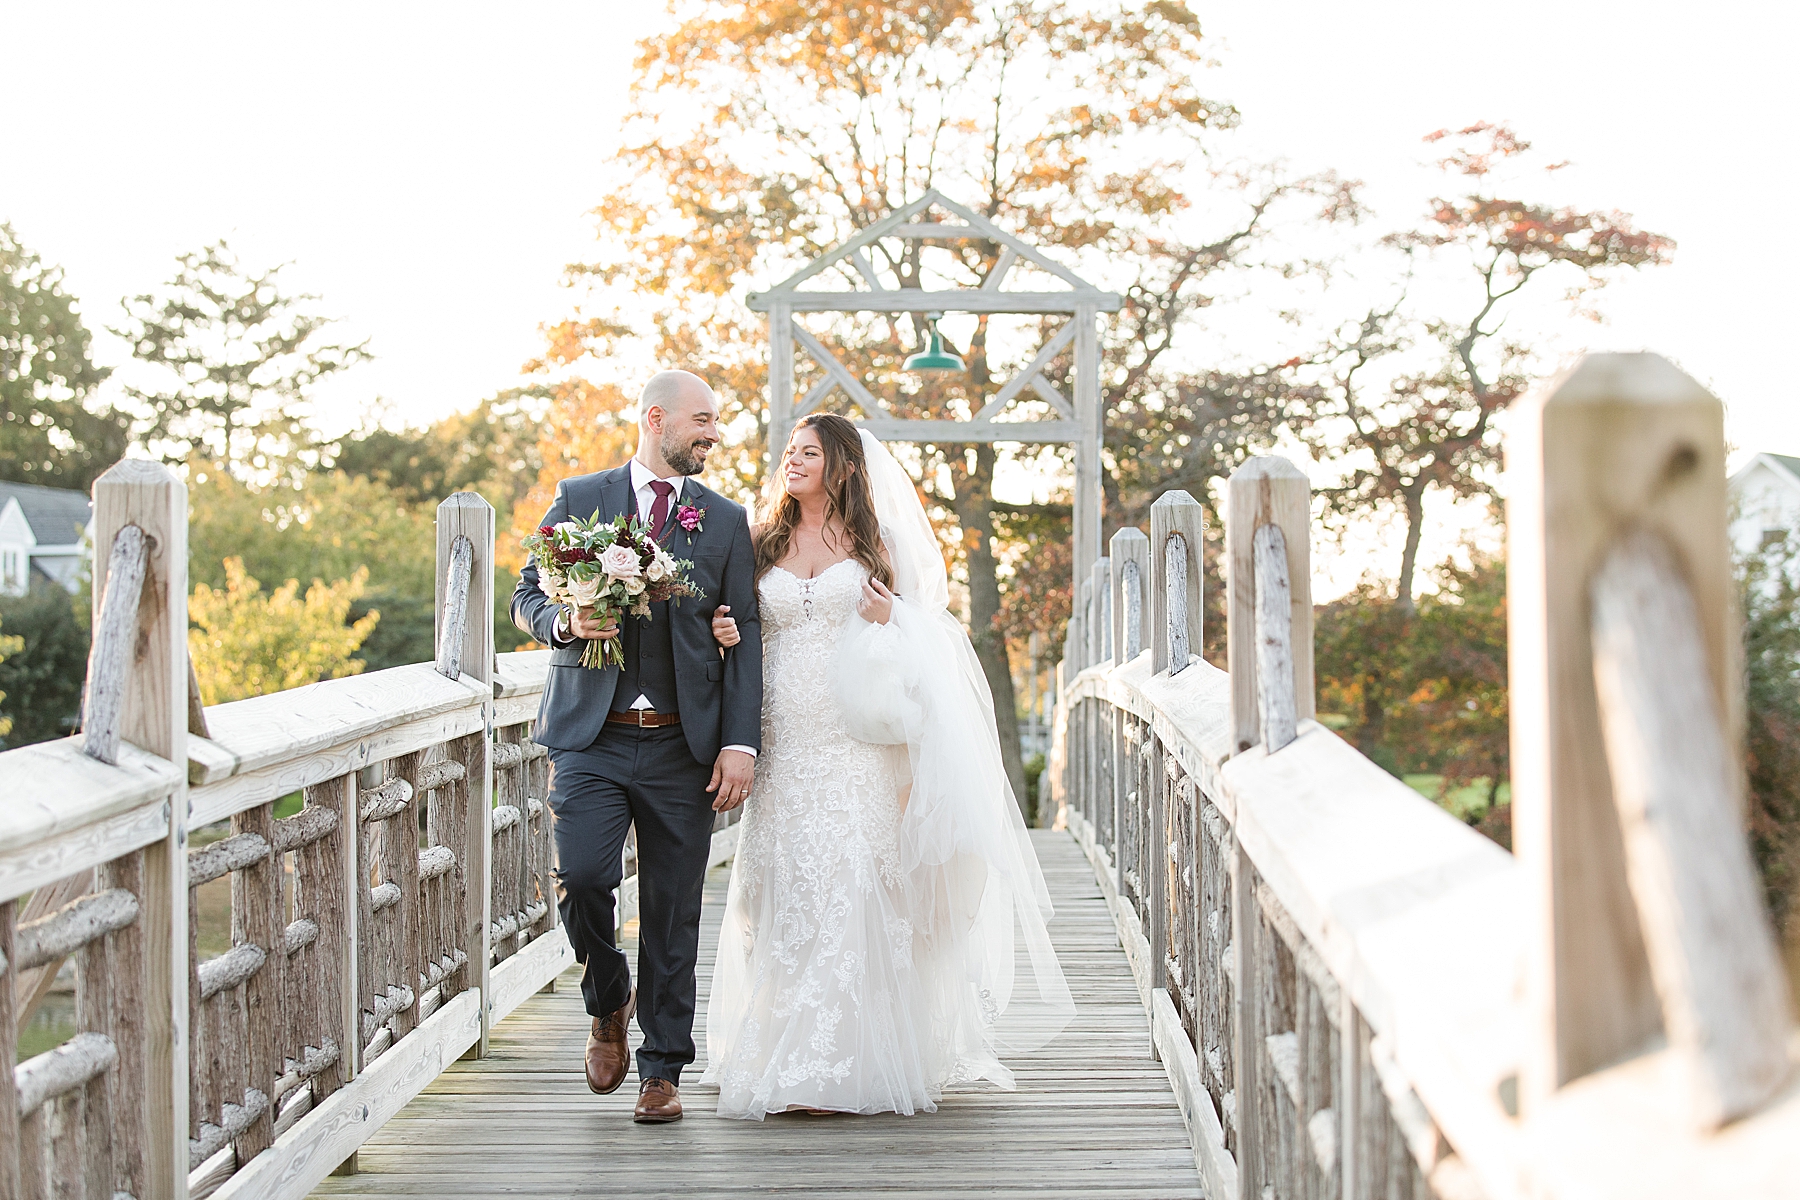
left=1090, top=557, right=1112, bottom=668
left=1507, top=353, right=1744, bottom=1108
left=299, top=774, right=355, bottom=1100
left=1590, top=531, right=1792, bottom=1127
left=1111, top=528, right=1149, bottom=664
left=1226, top=457, right=1313, bottom=754
left=1252, top=525, right=1298, bottom=754
left=437, top=493, right=495, bottom=1058
left=769, top=304, right=795, bottom=462
left=89, top=460, right=188, bottom=1200
left=1150, top=491, right=1205, bottom=676
left=1232, top=852, right=1264, bottom=1200
left=1, top=899, right=20, bottom=1198
left=1110, top=530, right=1147, bottom=898
left=1075, top=578, right=1093, bottom=673
left=325, top=768, right=359, bottom=1179
left=1073, top=303, right=1102, bottom=587
left=1149, top=731, right=1167, bottom=999
left=230, top=801, right=280, bottom=1161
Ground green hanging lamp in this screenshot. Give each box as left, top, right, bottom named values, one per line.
left=903, top=311, right=966, bottom=373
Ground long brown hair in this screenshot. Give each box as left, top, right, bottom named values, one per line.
left=756, top=413, right=894, bottom=589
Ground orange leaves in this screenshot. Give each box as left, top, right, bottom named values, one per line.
left=502, top=379, right=637, bottom=572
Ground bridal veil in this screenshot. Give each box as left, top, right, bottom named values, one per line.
left=834, top=430, right=1075, bottom=1069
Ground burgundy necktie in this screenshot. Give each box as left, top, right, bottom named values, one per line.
left=647, top=479, right=674, bottom=541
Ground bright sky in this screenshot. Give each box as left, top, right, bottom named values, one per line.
left=5, top=1, right=1795, bottom=587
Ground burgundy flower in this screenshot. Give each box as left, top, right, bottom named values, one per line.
left=676, top=503, right=706, bottom=532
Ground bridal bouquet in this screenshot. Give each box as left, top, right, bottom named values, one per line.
left=523, top=512, right=700, bottom=669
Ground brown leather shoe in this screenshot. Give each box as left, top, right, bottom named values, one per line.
left=633, top=1077, right=682, bottom=1123
left=584, top=988, right=635, bottom=1095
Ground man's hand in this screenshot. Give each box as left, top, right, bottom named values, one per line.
left=707, top=748, right=755, bottom=812
left=567, top=606, right=619, bottom=642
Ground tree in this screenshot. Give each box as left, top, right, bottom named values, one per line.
left=1295, top=124, right=1673, bottom=609
left=1740, top=534, right=1800, bottom=946
left=189, top=464, right=436, bottom=670
left=993, top=503, right=1072, bottom=649
left=1314, top=551, right=1509, bottom=845
left=325, top=386, right=547, bottom=518
left=188, top=465, right=436, bottom=598
left=115, top=241, right=370, bottom=476
left=0, top=581, right=87, bottom=747
left=0, top=614, right=22, bottom=741
left=1395, top=555, right=1509, bottom=804
left=502, top=379, right=637, bottom=576
left=0, top=224, right=129, bottom=489
left=189, top=557, right=380, bottom=704
left=542, top=0, right=1349, bottom=798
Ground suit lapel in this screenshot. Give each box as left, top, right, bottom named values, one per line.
left=671, top=479, right=718, bottom=556
left=599, top=465, right=634, bottom=525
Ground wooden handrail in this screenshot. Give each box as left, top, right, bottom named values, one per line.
left=0, top=478, right=568, bottom=1200
left=1054, top=355, right=1800, bottom=1200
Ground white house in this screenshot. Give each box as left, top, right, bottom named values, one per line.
left=1727, top=453, right=1800, bottom=558
left=0, top=482, right=91, bottom=596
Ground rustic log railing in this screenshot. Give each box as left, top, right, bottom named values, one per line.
left=1050, top=353, right=1799, bottom=1200
left=0, top=469, right=746, bottom=1200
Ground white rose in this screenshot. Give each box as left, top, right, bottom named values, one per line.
left=624, top=575, right=647, bottom=596
left=569, top=576, right=602, bottom=607
left=553, top=521, right=580, bottom=537
left=599, top=544, right=642, bottom=579
left=645, top=556, right=670, bottom=583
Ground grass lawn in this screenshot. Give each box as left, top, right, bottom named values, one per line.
left=1404, top=774, right=1510, bottom=822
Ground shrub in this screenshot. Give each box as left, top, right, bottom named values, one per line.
left=0, top=582, right=86, bottom=746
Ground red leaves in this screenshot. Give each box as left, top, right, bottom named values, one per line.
left=1423, top=121, right=1531, bottom=177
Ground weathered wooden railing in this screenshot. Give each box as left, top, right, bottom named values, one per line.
left=0, top=468, right=746, bottom=1200
left=1050, top=353, right=1800, bottom=1200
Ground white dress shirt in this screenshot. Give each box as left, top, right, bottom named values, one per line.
left=555, top=458, right=754, bottom=758
left=628, top=457, right=686, bottom=524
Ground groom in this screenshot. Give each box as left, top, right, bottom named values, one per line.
left=511, top=369, right=762, bottom=1124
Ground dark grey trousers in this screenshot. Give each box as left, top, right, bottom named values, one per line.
left=545, top=724, right=716, bottom=1086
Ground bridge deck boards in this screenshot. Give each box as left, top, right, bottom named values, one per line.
left=311, top=830, right=1202, bottom=1199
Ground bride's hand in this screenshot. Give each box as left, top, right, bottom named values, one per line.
left=711, top=605, right=741, bottom=647
left=857, top=577, right=895, bottom=625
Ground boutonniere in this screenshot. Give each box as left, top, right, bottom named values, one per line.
left=675, top=502, right=707, bottom=534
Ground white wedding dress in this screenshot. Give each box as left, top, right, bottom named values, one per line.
left=702, top=433, right=1074, bottom=1120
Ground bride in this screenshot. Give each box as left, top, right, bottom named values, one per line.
left=700, top=412, right=1074, bottom=1119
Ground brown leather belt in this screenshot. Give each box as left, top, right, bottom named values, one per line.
left=606, top=709, right=681, bottom=728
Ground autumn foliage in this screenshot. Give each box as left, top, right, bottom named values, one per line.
left=188, top=558, right=379, bottom=704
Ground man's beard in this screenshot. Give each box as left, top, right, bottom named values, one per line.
left=662, top=433, right=712, bottom=476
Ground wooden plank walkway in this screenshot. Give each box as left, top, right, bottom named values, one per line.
left=312, top=830, right=1203, bottom=1199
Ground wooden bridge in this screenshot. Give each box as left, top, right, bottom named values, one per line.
left=1, top=351, right=1797, bottom=1200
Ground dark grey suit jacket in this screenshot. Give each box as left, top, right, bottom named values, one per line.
left=510, top=465, right=763, bottom=765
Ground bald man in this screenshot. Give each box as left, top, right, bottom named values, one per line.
left=511, top=370, right=762, bottom=1123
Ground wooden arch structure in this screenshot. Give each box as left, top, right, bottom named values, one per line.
left=745, top=189, right=1122, bottom=579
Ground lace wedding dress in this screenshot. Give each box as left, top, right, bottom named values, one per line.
left=703, top=558, right=954, bottom=1117
left=703, top=435, right=1074, bottom=1121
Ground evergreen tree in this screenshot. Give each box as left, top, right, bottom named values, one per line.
left=115, top=241, right=369, bottom=476
left=0, top=223, right=129, bottom=489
